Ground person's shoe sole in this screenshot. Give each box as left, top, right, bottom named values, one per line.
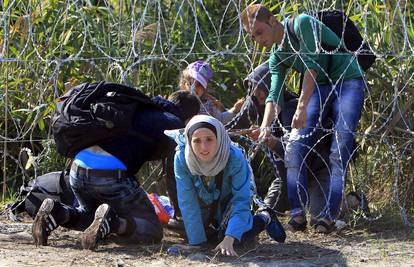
left=81, top=204, right=110, bottom=250
left=32, top=198, right=55, bottom=246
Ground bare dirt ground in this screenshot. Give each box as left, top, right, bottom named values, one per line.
left=0, top=213, right=413, bottom=267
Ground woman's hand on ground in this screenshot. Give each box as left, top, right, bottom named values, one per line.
left=214, top=235, right=238, bottom=257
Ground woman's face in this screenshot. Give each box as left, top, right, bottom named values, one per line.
left=190, top=128, right=217, bottom=162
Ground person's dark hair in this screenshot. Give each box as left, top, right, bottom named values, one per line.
left=168, top=90, right=200, bottom=122
left=187, top=122, right=217, bottom=140
left=241, top=4, right=273, bottom=28
left=243, top=61, right=271, bottom=95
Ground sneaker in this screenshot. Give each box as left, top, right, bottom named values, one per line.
left=81, top=203, right=117, bottom=250
left=263, top=210, right=286, bottom=243
left=32, top=198, right=60, bottom=246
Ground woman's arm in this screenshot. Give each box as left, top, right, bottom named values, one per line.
left=213, top=148, right=253, bottom=256
left=224, top=147, right=253, bottom=242
left=174, top=151, right=207, bottom=245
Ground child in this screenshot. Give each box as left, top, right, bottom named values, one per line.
left=179, top=61, right=244, bottom=124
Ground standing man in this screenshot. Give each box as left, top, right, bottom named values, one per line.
left=241, top=4, right=365, bottom=233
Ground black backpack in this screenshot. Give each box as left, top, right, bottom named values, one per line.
left=9, top=170, right=76, bottom=219
left=52, top=81, right=163, bottom=158
left=287, top=10, right=376, bottom=71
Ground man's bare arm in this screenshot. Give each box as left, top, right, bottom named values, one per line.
left=257, top=101, right=282, bottom=140
left=291, top=69, right=317, bottom=129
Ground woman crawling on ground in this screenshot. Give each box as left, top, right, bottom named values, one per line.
left=167, top=115, right=285, bottom=256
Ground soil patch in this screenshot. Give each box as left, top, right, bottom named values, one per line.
left=0, top=214, right=413, bottom=266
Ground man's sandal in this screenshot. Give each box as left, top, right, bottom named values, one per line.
left=314, top=220, right=336, bottom=234
left=287, top=218, right=307, bottom=232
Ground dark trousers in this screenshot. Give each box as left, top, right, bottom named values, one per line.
left=60, top=163, right=163, bottom=243
left=205, top=213, right=267, bottom=245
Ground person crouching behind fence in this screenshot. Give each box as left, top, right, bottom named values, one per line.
left=31, top=90, right=200, bottom=250
left=166, top=115, right=285, bottom=256
left=179, top=60, right=245, bottom=125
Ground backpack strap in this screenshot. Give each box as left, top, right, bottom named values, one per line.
left=272, top=16, right=304, bottom=98
left=275, top=17, right=298, bottom=70
left=286, top=17, right=305, bottom=93
left=287, top=17, right=299, bottom=44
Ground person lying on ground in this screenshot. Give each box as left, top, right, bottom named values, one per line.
left=179, top=60, right=245, bottom=125
left=166, top=115, right=285, bottom=257
left=31, top=90, right=200, bottom=250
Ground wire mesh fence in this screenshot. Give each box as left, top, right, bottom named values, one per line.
left=1, top=0, right=413, bottom=226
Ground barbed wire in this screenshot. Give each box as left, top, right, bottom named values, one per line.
left=1, top=0, right=413, bottom=227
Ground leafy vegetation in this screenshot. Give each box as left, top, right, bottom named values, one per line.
left=0, top=1, right=413, bottom=220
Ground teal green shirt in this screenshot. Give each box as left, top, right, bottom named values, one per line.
left=266, top=14, right=364, bottom=107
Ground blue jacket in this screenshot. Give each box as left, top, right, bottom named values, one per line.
left=169, top=131, right=253, bottom=245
